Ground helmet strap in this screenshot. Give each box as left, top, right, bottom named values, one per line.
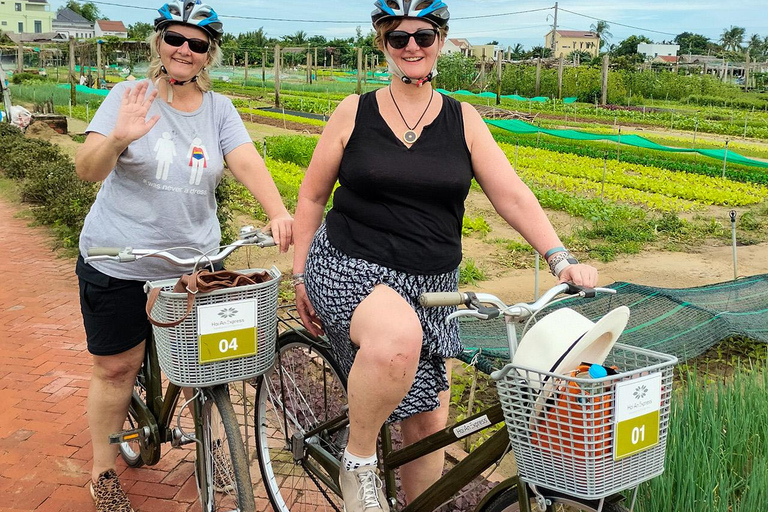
left=158, top=65, right=199, bottom=102
left=384, top=49, right=439, bottom=88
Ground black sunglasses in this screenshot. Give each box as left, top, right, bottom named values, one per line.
left=163, top=30, right=210, bottom=54
left=385, top=28, right=439, bottom=50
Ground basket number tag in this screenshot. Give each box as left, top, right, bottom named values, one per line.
left=613, top=372, right=662, bottom=460
left=197, top=298, right=258, bottom=364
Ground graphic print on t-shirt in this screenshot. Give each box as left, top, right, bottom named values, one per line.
left=153, top=131, right=177, bottom=180
left=187, top=137, right=209, bottom=186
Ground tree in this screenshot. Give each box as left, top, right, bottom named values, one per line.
left=127, top=22, right=153, bottom=41
left=720, top=26, right=745, bottom=53
left=567, top=50, right=593, bottom=65
left=589, top=20, right=612, bottom=49
left=61, top=0, right=104, bottom=22
left=528, top=46, right=552, bottom=59
left=509, top=43, right=526, bottom=60
left=485, top=40, right=499, bottom=46
left=747, top=34, right=767, bottom=61
left=610, top=35, right=652, bottom=59
left=674, top=32, right=710, bottom=55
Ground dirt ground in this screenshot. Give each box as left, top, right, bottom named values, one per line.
left=30, top=114, right=768, bottom=304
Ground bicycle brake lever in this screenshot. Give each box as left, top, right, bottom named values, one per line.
left=565, top=283, right=596, bottom=298
left=467, top=292, right=501, bottom=319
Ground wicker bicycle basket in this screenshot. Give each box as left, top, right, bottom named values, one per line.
left=144, top=267, right=280, bottom=387
left=494, top=343, right=677, bottom=499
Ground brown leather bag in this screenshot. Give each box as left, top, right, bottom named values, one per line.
left=146, top=269, right=271, bottom=328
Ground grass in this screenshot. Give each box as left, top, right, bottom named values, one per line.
left=632, top=366, right=768, bottom=511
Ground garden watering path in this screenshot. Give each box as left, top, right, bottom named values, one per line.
left=0, top=197, right=276, bottom=512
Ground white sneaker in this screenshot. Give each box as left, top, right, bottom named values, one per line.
left=338, top=465, right=390, bottom=511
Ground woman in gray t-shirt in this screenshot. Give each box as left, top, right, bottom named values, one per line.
left=74, top=2, right=292, bottom=509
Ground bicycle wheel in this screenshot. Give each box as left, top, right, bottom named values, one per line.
left=118, top=367, right=147, bottom=468
left=479, top=483, right=629, bottom=512
left=255, top=332, right=348, bottom=512
left=197, top=384, right=256, bottom=512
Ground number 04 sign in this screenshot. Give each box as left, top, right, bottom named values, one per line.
left=613, top=372, right=662, bottom=460
left=197, top=299, right=258, bottom=364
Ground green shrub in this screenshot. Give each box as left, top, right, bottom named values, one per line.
left=0, top=137, right=64, bottom=180
left=264, top=135, right=318, bottom=167
left=11, top=72, right=51, bottom=84
left=19, top=158, right=97, bottom=248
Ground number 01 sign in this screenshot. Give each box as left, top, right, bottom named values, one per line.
left=613, top=372, right=662, bottom=460
left=197, top=299, right=258, bottom=364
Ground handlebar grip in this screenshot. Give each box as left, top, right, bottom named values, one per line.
left=87, top=247, right=125, bottom=256
left=419, top=292, right=466, bottom=307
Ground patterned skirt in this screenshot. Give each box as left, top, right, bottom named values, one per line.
left=304, top=224, right=462, bottom=423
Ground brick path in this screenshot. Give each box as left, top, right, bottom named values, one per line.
left=0, top=198, right=274, bottom=512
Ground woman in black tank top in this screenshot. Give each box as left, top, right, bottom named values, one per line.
left=291, top=2, right=599, bottom=510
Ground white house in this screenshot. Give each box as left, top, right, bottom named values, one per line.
left=637, top=43, right=680, bottom=59
left=442, top=37, right=471, bottom=57
left=52, top=7, right=94, bottom=39
left=95, top=20, right=127, bottom=38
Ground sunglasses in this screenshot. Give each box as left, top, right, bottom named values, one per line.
left=385, top=28, right=439, bottom=50
left=163, top=30, right=210, bottom=54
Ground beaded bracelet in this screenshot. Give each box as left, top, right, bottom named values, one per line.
left=547, top=251, right=579, bottom=277
left=291, top=272, right=305, bottom=287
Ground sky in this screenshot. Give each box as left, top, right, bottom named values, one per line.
left=52, top=0, right=768, bottom=50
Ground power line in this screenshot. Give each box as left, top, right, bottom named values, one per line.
left=558, top=8, right=677, bottom=37
left=86, top=0, right=551, bottom=25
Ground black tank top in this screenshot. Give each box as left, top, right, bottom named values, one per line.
left=325, top=91, right=473, bottom=275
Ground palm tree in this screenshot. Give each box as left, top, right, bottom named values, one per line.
left=590, top=20, right=613, bottom=49
left=747, top=34, right=763, bottom=59
left=509, top=43, right=526, bottom=60
left=720, top=26, right=745, bottom=53
left=291, top=30, right=308, bottom=46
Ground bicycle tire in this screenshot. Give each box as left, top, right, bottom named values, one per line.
left=478, top=484, right=629, bottom=512
left=118, top=367, right=147, bottom=468
left=255, top=331, right=348, bottom=512
left=197, top=384, right=256, bottom=512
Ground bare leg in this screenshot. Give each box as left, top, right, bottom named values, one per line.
left=399, top=359, right=452, bottom=503
left=88, top=342, right=145, bottom=480
left=346, top=285, right=423, bottom=458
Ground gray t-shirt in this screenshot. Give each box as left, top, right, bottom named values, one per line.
left=79, top=79, right=252, bottom=281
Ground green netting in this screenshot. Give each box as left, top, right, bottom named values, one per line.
left=56, top=83, right=110, bottom=96
left=486, top=118, right=768, bottom=169
left=459, top=274, right=768, bottom=374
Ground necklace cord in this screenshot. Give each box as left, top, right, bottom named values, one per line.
left=389, top=86, right=434, bottom=131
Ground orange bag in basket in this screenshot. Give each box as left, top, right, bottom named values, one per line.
left=531, top=364, right=614, bottom=458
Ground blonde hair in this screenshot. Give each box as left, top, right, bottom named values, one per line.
left=374, top=19, right=448, bottom=52
left=146, top=28, right=222, bottom=92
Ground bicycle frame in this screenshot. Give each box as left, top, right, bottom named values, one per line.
left=122, top=333, right=222, bottom=507
left=275, top=324, right=515, bottom=511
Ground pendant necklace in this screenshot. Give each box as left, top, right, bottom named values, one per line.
left=389, top=86, right=434, bottom=144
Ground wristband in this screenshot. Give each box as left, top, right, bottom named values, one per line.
left=544, top=246, right=566, bottom=259
left=553, top=257, right=579, bottom=277
left=547, top=251, right=578, bottom=276
left=291, top=272, right=305, bottom=287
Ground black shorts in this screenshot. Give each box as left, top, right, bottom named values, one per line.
left=76, top=256, right=151, bottom=356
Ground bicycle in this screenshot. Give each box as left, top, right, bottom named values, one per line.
left=254, top=283, right=677, bottom=512
left=85, top=226, right=279, bottom=512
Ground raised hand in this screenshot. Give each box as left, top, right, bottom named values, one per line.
left=111, top=81, right=160, bottom=145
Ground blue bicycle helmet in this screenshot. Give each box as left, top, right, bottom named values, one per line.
left=371, top=0, right=450, bottom=28
left=155, top=0, right=223, bottom=41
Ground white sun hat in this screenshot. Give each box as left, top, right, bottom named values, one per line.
left=512, top=306, right=630, bottom=419
left=512, top=306, right=630, bottom=376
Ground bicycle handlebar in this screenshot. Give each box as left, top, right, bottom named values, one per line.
left=84, top=226, right=275, bottom=267
left=420, top=283, right=616, bottom=322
